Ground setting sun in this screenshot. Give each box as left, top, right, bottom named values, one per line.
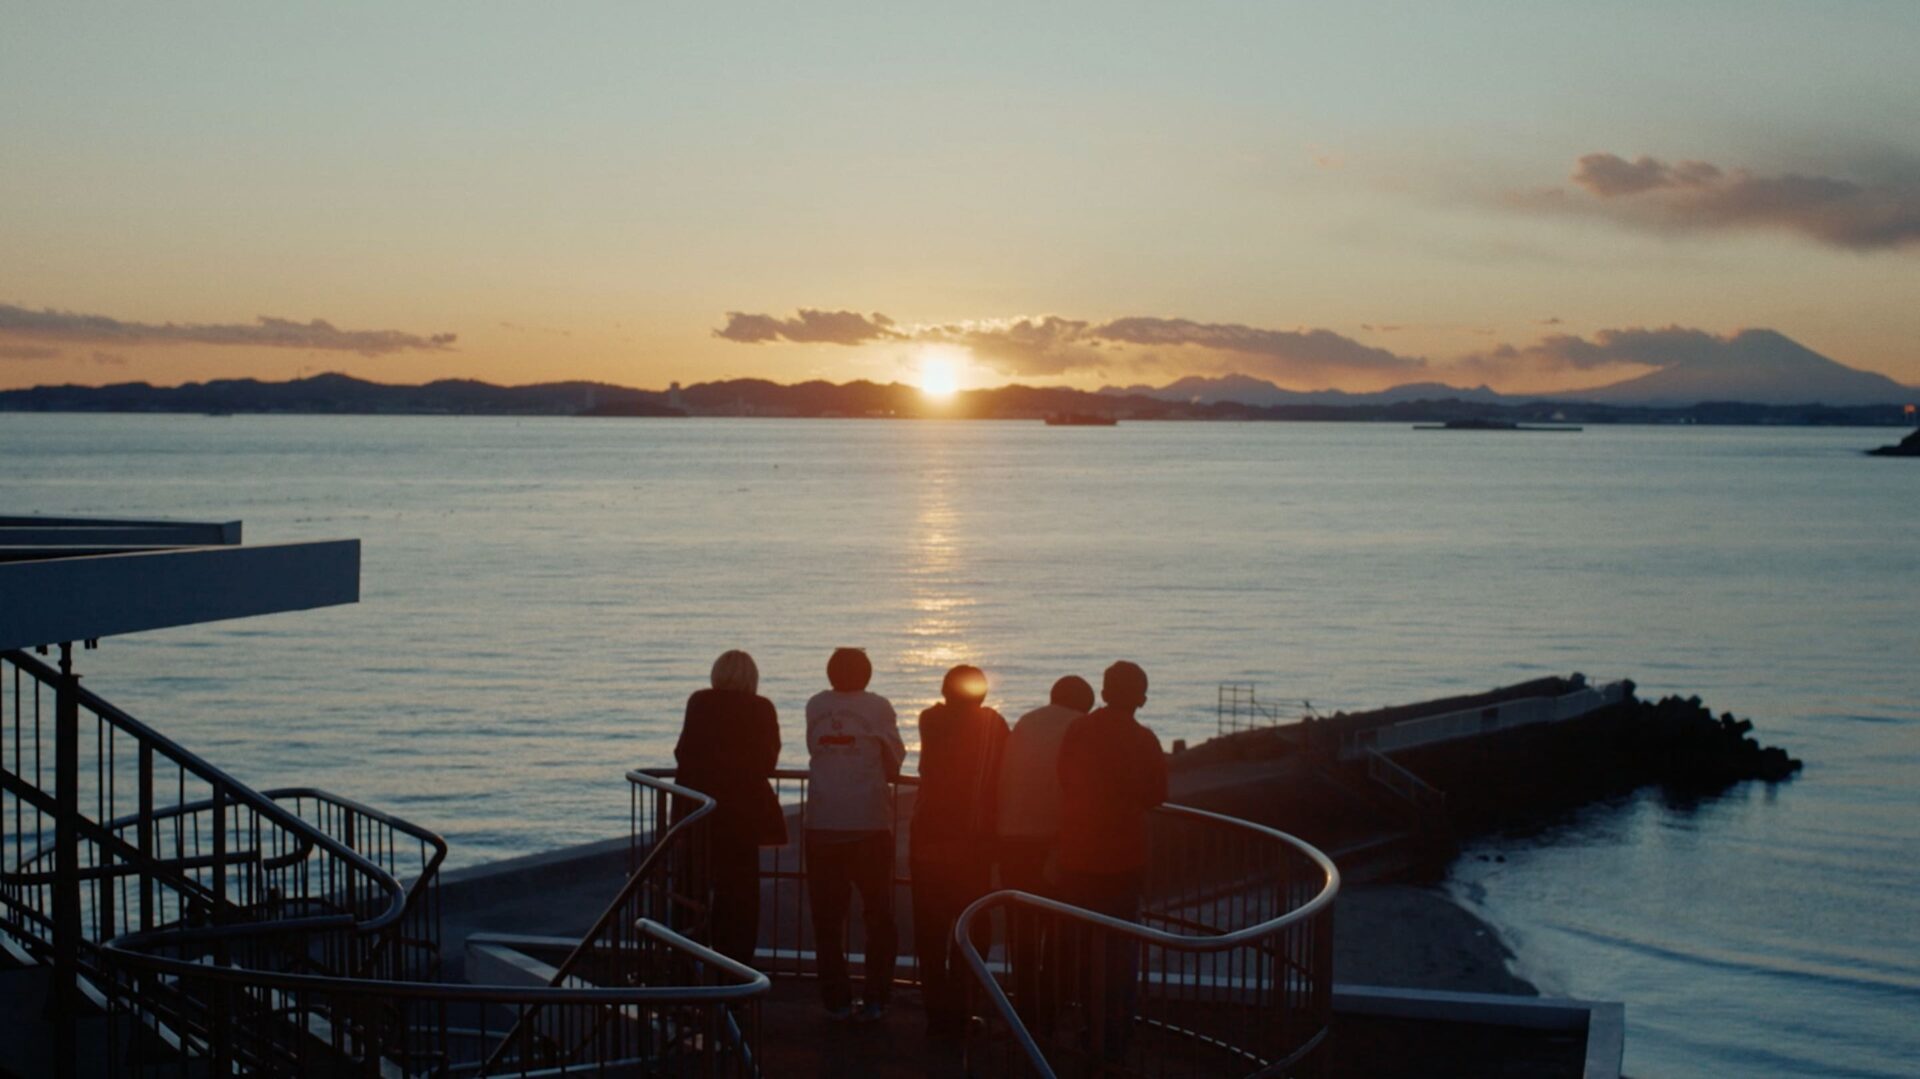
left=916, top=347, right=966, bottom=400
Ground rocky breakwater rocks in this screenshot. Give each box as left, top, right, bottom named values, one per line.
left=1387, top=683, right=1803, bottom=833
left=1630, top=692, right=1803, bottom=787
left=1865, top=428, right=1920, bottom=456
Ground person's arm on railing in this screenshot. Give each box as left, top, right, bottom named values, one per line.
left=752, top=696, right=780, bottom=777
left=673, top=692, right=705, bottom=773
left=878, top=701, right=906, bottom=781
left=1135, top=727, right=1169, bottom=809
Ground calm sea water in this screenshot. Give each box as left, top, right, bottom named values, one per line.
left=4, top=413, right=1916, bottom=1076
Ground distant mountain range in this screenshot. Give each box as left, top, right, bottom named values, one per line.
left=1111, top=331, right=1913, bottom=408
left=1102, top=375, right=1509, bottom=407
left=1, top=327, right=1912, bottom=425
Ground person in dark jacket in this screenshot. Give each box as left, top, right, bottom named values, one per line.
left=910, top=664, right=1009, bottom=1039
left=674, top=649, right=785, bottom=966
left=1056, top=660, right=1166, bottom=1060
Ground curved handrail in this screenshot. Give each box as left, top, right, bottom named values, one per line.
left=2, top=649, right=412, bottom=936
left=475, top=768, right=731, bottom=1073
left=954, top=803, right=1341, bottom=1079
left=101, top=916, right=768, bottom=1004
left=549, top=768, right=718, bottom=982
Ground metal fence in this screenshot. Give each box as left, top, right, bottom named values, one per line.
left=3, top=648, right=768, bottom=1076
left=1216, top=683, right=1303, bottom=736
left=957, top=806, right=1339, bottom=1078
left=5, top=646, right=1338, bottom=1078
left=629, top=768, right=922, bottom=987
left=639, top=766, right=1338, bottom=1078
left=1, top=647, right=429, bottom=1064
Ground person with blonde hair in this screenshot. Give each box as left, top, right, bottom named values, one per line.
left=674, top=649, right=784, bottom=966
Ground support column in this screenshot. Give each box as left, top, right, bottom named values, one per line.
left=52, top=641, right=80, bottom=1079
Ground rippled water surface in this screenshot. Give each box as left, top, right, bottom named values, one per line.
left=5, top=414, right=1917, bottom=1076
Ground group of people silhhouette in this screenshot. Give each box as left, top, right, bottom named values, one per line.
left=672, top=646, right=1167, bottom=1046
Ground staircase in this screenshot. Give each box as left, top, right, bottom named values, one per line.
left=2, top=647, right=769, bottom=1077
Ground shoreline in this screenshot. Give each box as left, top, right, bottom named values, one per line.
left=1333, top=882, right=1535, bottom=996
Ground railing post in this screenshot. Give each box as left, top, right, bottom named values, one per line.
left=51, top=641, right=81, bottom=1079
left=137, top=743, right=153, bottom=929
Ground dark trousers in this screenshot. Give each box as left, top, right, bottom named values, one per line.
left=710, top=836, right=762, bottom=968
left=1058, top=869, right=1144, bottom=1062
left=910, top=844, right=993, bottom=1033
left=805, top=831, right=897, bottom=1008
left=999, top=837, right=1061, bottom=1028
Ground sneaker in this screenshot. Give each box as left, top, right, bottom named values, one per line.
left=853, top=1001, right=889, bottom=1024
left=824, top=1003, right=853, bottom=1021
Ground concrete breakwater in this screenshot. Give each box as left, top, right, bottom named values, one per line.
left=1167, top=675, right=1804, bottom=879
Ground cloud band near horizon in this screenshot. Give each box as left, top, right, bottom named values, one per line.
left=715, top=309, right=1431, bottom=381
left=715, top=308, right=1913, bottom=391
left=1517, top=152, right=1920, bottom=251
left=0, top=303, right=458, bottom=356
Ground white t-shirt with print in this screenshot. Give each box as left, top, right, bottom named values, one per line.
left=804, top=690, right=905, bottom=833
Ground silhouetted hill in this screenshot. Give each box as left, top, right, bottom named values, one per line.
left=1104, top=375, right=1507, bottom=407
left=1574, top=330, right=1913, bottom=406
left=1099, top=331, right=1912, bottom=408
left=0, top=373, right=668, bottom=415
left=0, top=372, right=1908, bottom=426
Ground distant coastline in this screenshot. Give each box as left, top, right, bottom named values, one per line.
left=1, top=371, right=1912, bottom=427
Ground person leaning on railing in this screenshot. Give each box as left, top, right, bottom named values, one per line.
left=673, top=649, right=786, bottom=967
left=995, top=673, right=1095, bottom=1029
left=1056, top=660, right=1167, bottom=1059
left=803, top=647, right=906, bottom=1023
left=910, top=664, right=1009, bottom=1041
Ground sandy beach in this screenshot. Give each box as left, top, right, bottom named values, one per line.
left=1333, top=883, right=1534, bottom=995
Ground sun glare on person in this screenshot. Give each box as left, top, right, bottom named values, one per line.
left=916, top=347, right=966, bottom=401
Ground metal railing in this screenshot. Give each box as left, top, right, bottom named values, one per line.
left=3, top=648, right=769, bottom=1076
left=476, top=769, right=769, bottom=1075
left=1217, top=683, right=1311, bottom=737
left=1, top=647, right=426, bottom=985
left=957, top=806, right=1339, bottom=1078
left=1364, top=749, right=1448, bottom=817
left=639, top=766, right=1337, bottom=1077
left=107, top=916, right=767, bottom=1078
left=628, top=768, right=921, bottom=986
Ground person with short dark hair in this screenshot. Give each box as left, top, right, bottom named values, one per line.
left=910, top=664, right=1009, bottom=1039
left=995, top=674, right=1094, bottom=1025
left=673, top=650, right=784, bottom=967
left=804, top=648, right=905, bottom=1022
left=1056, top=660, right=1166, bottom=1059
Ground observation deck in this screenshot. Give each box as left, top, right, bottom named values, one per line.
left=1, top=513, right=1615, bottom=1076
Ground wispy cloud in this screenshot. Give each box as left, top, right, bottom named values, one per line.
left=717, top=309, right=1427, bottom=381
left=0, top=303, right=457, bottom=355
left=1093, top=317, right=1422, bottom=375
left=0, top=344, right=62, bottom=360
left=918, top=317, right=1103, bottom=376
left=713, top=309, right=902, bottom=346
left=1515, top=152, right=1920, bottom=251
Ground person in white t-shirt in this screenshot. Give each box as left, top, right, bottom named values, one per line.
left=804, top=647, right=906, bottom=1022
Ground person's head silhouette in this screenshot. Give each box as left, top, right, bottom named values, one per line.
left=941, top=664, right=988, bottom=708
left=710, top=650, right=759, bottom=695
left=1050, top=675, right=1095, bottom=713
left=827, top=648, right=872, bottom=692
left=1101, top=661, right=1148, bottom=711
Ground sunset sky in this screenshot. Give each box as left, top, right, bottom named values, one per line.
left=4, top=3, right=1917, bottom=393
